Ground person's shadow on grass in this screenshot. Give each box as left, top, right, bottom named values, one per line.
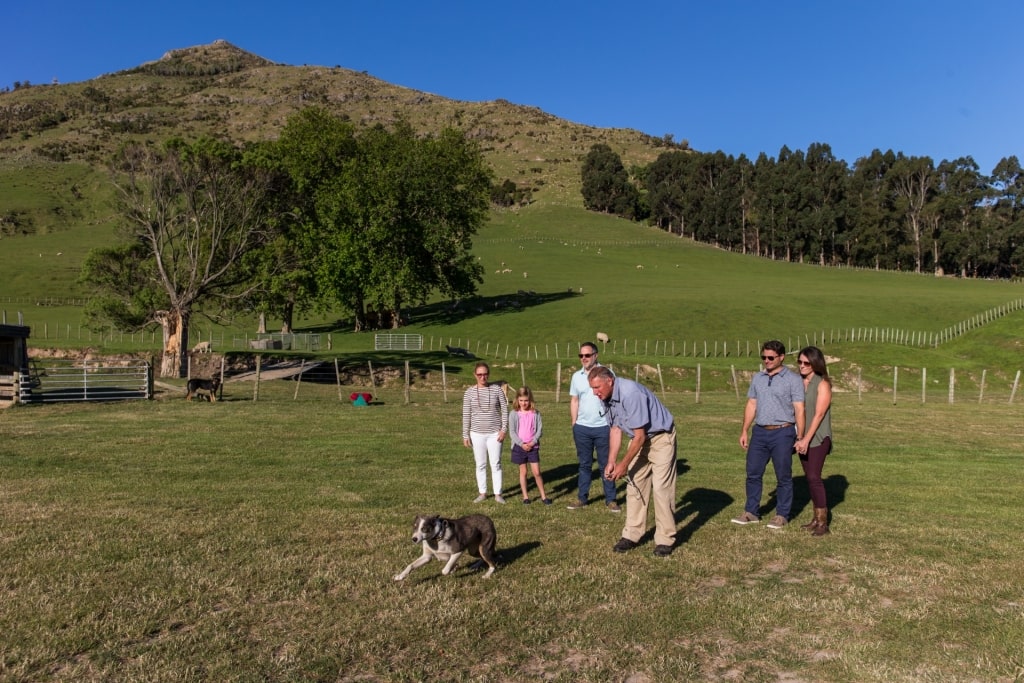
left=673, top=487, right=734, bottom=545
left=774, top=473, right=849, bottom=523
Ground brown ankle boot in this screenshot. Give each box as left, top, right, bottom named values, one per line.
left=811, top=507, right=830, bottom=536
left=800, top=516, right=819, bottom=531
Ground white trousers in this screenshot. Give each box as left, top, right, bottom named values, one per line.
left=470, top=431, right=504, bottom=495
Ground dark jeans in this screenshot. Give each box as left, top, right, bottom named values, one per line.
left=573, top=423, right=615, bottom=503
left=798, top=436, right=832, bottom=508
left=745, top=425, right=796, bottom=518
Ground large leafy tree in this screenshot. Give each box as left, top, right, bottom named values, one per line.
left=343, top=122, right=490, bottom=328
left=80, top=138, right=280, bottom=377
left=275, top=110, right=490, bottom=330
left=261, top=109, right=360, bottom=331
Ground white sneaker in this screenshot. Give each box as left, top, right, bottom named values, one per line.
left=494, top=494, right=506, bottom=504
left=731, top=511, right=760, bottom=525
left=473, top=493, right=487, bottom=503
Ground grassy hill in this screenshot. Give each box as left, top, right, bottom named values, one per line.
left=0, top=39, right=673, bottom=238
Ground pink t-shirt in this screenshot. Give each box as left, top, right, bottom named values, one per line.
left=517, top=410, right=537, bottom=443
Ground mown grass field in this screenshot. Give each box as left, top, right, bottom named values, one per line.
left=2, top=192, right=1023, bottom=681
left=2, top=386, right=1022, bottom=682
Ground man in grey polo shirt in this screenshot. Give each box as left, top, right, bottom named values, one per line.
left=588, top=366, right=678, bottom=557
left=733, top=340, right=806, bottom=529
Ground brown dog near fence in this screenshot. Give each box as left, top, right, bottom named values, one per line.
left=185, top=377, right=221, bottom=402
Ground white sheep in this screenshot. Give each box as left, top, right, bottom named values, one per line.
left=596, top=332, right=609, bottom=344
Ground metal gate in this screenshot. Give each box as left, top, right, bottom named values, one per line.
left=25, top=358, right=151, bottom=403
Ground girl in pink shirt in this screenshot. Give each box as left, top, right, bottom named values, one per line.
left=508, top=386, right=551, bottom=505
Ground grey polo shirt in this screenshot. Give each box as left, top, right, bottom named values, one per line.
left=747, top=366, right=804, bottom=425
left=605, top=377, right=674, bottom=437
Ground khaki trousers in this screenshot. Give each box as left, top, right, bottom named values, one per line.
left=622, top=430, right=677, bottom=547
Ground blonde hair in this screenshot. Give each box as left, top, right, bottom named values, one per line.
left=514, top=386, right=535, bottom=411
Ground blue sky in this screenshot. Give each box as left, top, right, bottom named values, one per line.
left=5, top=1, right=1022, bottom=174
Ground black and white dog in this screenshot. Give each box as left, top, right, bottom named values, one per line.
left=394, top=514, right=498, bottom=580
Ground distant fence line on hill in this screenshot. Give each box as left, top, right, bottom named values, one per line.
left=7, top=354, right=1020, bottom=406
left=185, top=357, right=1022, bottom=407
left=478, top=232, right=1024, bottom=279
left=0, top=297, right=89, bottom=308
left=5, top=298, right=1022, bottom=356
left=429, top=299, right=1024, bottom=358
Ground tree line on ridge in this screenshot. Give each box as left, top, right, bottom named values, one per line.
left=582, top=143, right=1023, bottom=278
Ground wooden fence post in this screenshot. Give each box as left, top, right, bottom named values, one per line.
left=335, top=358, right=343, bottom=401
left=695, top=363, right=701, bottom=404
left=293, top=360, right=306, bottom=400
left=253, top=354, right=261, bottom=402
left=555, top=362, right=561, bottom=403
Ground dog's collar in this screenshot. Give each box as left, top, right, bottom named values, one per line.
left=430, top=518, right=448, bottom=541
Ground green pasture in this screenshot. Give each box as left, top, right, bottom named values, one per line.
left=3, top=202, right=1022, bottom=376
left=1, top=388, right=1022, bottom=681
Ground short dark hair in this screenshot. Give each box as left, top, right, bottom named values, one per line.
left=580, top=342, right=598, bottom=354
left=762, top=340, right=785, bottom=356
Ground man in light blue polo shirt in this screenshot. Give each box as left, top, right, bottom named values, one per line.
left=733, top=340, right=805, bottom=529
left=589, top=365, right=678, bottom=557
left=568, top=342, right=618, bottom=511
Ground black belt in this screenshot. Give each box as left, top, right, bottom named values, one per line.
left=649, top=426, right=674, bottom=437
left=758, top=423, right=793, bottom=431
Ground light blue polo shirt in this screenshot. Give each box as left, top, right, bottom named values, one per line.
left=571, top=364, right=609, bottom=428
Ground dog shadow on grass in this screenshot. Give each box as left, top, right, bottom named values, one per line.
left=412, top=541, right=542, bottom=581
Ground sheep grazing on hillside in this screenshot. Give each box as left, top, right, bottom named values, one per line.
left=596, top=332, right=609, bottom=344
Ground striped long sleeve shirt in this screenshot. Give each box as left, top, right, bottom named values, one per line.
left=462, top=383, right=509, bottom=439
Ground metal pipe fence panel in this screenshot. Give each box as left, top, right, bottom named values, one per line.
left=26, top=359, right=151, bottom=403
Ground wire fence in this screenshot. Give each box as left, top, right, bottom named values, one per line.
left=158, top=355, right=1024, bottom=407
left=10, top=297, right=1021, bottom=357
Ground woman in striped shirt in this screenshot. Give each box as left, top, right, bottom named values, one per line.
left=462, top=362, right=509, bottom=503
